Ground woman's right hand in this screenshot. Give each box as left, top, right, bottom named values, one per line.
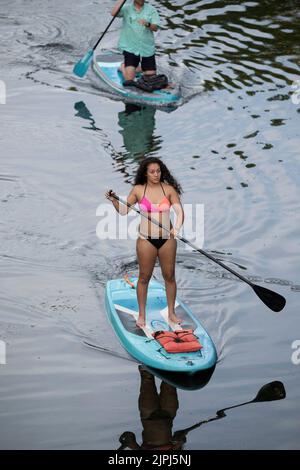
left=105, top=189, right=117, bottom=202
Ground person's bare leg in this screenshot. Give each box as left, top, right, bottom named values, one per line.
left=143, top=69, right=156, bottom=77
left=124, top=65, right=136, bottom=81
left=119, top=63, right=141, bottom=76
left=158, top=239, right=182, bottom=324
left=136, top=239, right=157, bottom=328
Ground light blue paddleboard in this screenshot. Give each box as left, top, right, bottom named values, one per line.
left=105, top=277, right=217, bottom=373
left=93, top=50, right=181, bottom=107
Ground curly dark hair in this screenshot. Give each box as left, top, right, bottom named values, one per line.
left=134, top=157, right=183, bottom=195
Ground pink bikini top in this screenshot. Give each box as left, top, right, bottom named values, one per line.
left=139, top=183, right=171, bottom=213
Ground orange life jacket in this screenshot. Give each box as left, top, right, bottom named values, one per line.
left=153, top=329, right=202, bottom=353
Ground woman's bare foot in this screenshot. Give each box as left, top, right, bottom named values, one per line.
left=136, top=314, right=146, bottom=329
left=168, top=312, right=182, bottom=324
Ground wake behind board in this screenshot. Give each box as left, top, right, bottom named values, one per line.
left=93, top=51, right=181, bottom=107
left=105, top=277, right=217, bottom=373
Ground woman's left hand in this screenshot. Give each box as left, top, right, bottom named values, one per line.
left=105, top=189, right=117, bottom=201
left=170, top=228, right=180, bottom=239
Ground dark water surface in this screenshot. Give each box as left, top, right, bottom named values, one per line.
left=0, top=0, right=300, bottom=449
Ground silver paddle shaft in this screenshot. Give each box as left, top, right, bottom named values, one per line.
left=114, top=195, right=252, bottom=287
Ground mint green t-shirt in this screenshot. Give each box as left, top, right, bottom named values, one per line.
left=118, top=2, right=160, bottom=57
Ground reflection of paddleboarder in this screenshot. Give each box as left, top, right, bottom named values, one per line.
left=119, top=366, right=185, bottom=450
left=119, top=374, right=286, bottom=449
left=118, top=104, right=157, bottom=158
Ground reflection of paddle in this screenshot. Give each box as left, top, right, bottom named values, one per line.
left=172, top=381, right=286, bottom=441
left=112, top=194, right=286, bottom=312
left=73, top=0, right=127, bottom=78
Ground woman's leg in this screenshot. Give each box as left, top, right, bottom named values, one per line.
left=158, top=239, right=182, bottom=324
left=136, top=239, right=158, bottom=328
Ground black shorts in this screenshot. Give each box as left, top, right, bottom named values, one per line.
left=123, top=50, right=156, bottom=72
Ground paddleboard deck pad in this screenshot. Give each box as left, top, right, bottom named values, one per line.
left=105, top=278, right=217, bottom=373
left=93, top=51, right=181, bottom=107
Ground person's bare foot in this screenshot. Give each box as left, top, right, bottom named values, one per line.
left=118, top=63, right=125, bottom=74
left=136, top=314, right=146, bottom=329
left=118, top=63, right=140, bottom=78
left=168, top=312, right=182, bottom=324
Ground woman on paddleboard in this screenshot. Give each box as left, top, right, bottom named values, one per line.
left=105, top=157, right=184, bottom=328
left=111, top=0, right=160, bottom=83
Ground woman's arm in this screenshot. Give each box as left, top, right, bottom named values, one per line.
left=111, top=0, right=125, bottom=17
left=169, top=187, right=184, bottom=236
left=105, top=187, right=138, bottom=215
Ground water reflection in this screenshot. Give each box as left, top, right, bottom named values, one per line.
left=144, top=363, right=215, bottom=392
left=158, top=0, right=299, bottom=93
left=74, top=100, right=100, bottom=131
left=118, top=104, right=160, bottom=161
left=118, top=366, right=285, bottom=450
left=118, top=365, right=186, bottom=451
left=74, top=100, right=162, bottom=179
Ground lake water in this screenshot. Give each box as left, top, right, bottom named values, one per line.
left=0, top=0, right=300, bottom=449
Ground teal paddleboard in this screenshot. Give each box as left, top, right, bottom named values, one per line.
left=93, top=50, right=181, bottom=107
left=105, top=277, right=217, bottom=373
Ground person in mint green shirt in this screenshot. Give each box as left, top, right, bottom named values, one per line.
left=111, top=0, right=161, bottom=84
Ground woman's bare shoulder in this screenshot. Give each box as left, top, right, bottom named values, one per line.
left=132, top=184, right=145, bottom=198
left=162, top=182, right=176, bottom=195
left=133, top=184, right=145, bottom=191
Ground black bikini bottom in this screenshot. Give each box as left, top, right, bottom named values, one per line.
left=146, top=237, right=169, bottom=250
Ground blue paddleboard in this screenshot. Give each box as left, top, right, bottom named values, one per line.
left=93, top=51, right=181, bottom=107
left=105, top=277, right=217, bottom=373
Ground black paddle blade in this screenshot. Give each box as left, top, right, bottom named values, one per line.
left=252, top=284, right=286, bottom=312
left=253, top=381, right=286, bottom=402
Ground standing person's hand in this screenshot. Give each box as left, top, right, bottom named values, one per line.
left=138, top=19, right=149, bottom=27
left=105, top=189, right=117, bottom=201
left=170, top=227, right=180, bottom=239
